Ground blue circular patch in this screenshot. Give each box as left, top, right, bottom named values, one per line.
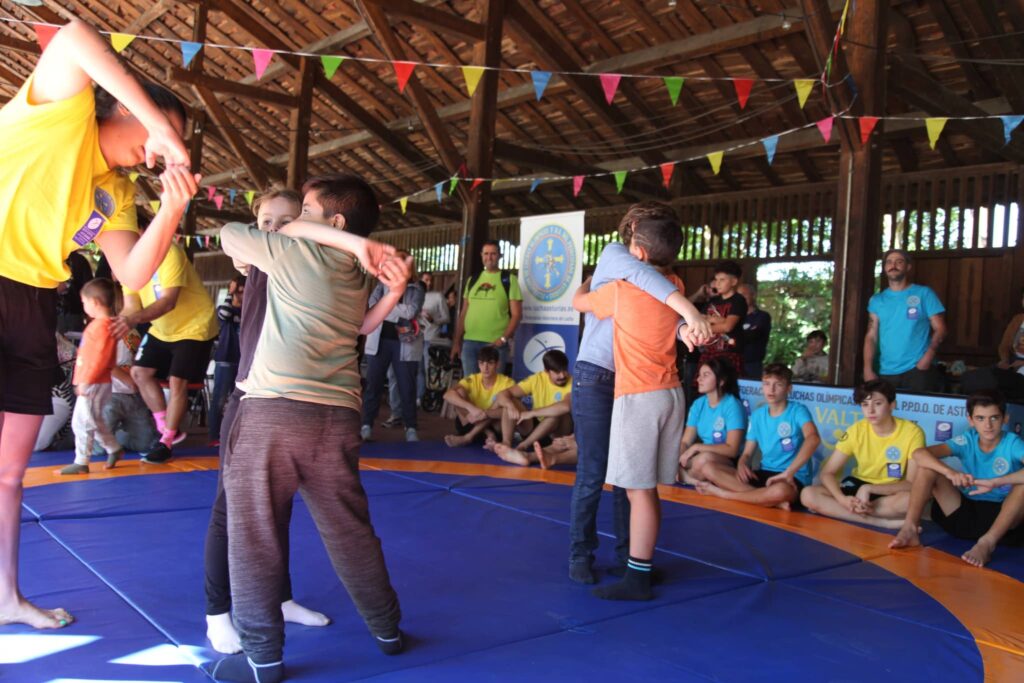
left=523, top=225, right=576, bottom=302
left=885, top=446, right=901, bottom=462
left=94, top=187, right=115, bottom=218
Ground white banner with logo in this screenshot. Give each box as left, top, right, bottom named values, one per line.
left=512, top=211, right=585, bottom=380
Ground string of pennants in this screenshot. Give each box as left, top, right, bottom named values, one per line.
left=172, top=232, right=219, bottom=250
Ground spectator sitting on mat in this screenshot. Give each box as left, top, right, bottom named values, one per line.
left=678, top=356, right=747, bottom=486
left=442, top=344, right=514, bottom=448
left=792, top=330, right=829, bottom=384
left=488, top=349, right=574, bottom=467
left=800, top=380, right=922, bottom=529
left=890, top=389, right=1024, bottom=568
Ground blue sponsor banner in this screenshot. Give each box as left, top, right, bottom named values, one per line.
left=739, top=379, right=1024, bottom=479
left=515, top=322, right=579, bottom=381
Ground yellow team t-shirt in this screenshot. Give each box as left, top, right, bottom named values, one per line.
left=458, top=373, right=516, bottom=410
left=517, top=371, right=572, bottom=410
left=124, top=243, right=217, bottom=343
left=0, top=76, right=138, bottom=288
left=834, top=417, right=925, bottom=484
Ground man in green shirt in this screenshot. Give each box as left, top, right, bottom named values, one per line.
left=451, top=240, right=523, bottom=376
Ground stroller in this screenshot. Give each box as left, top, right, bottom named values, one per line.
left=421, top=344, right=458, bottom=413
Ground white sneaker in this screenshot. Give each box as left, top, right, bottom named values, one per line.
left=360, top=424, right=372, bottom=441
left=405, top=428, right=419, bottom=442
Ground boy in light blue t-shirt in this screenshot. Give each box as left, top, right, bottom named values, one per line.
left=891, top=390, right=1024, bottom=568
left=679, top=357, right=747, bottom=484
left=695, top=364, right=821, bottom=509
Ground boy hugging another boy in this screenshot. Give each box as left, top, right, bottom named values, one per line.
left=573, top=216, right=698, bottom=601
left=891, top=390, right=1024, bottom=567
left=62, top=277, right=125, bottom=474
left=801, top=380, right=922, bottom=529
left=695, top=364, right=821, bottom=510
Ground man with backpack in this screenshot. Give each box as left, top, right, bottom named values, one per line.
left=451, top=240, right=523, bottom=377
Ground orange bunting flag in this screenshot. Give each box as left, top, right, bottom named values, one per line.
left=599, top=73, right=622, bottom=105
left=793, top=79, right=814, bottom=109
left=573, top=175, right=584, bottom=197
left=660, top=162, right=675, bottom=189
left=400, top=197, right=408, bottom=215
left=110, top=33, right=136, bottom=53
left=149, top=200, right=161, bottom=214
left=706, top=151, right=724, bottom=175
left=859, top=116, right=879, bottom=145
left=252, top=49, right=274, bottom=80
left=34, top=24, right=59, bottom=52
left=393, top=61, right=417, bottom=93
left=462, top=66, right=485, bottom=97
left=733, top=79, right=754, bottom=109
left=926, top=118, right=948, bottom=149
left=816, top=116, right=834, bottom=142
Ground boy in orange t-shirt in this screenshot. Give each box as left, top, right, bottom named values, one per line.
left=62, top=277, right=124, bottom=474
left=573, top=216, right=699, bottom=601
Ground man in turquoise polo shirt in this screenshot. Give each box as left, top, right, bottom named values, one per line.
left=863, top=249, right=946, bottom=392
left=452, top=240, right=523, bottom=377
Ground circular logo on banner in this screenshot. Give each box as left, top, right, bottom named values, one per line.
left=523, top=331, right=566, bottom=373
left=777, top=422, right=793, bottom=438
left=523, top=224, right=577, bottom=302
left=94, top=187, right=115, bottom=217
left=885, top=446, right=901, bottom=462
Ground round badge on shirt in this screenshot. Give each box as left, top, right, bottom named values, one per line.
left=885, top=446, right=901, bottom=462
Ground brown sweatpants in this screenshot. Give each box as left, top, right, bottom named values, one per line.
left=223, top=396, right=401, bottom=664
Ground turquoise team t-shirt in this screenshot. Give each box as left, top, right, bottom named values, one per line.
left=687, top=394, right=747, bottom=446
left=867, top=284, right=945, bottom=375
left=747, top=402, right=815, bottom=485
left=947, top=429, right=1024, bottom=503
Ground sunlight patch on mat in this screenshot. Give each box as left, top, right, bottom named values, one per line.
left=0, top=634, right=98, bottom=663
left=110, top=643, right=211, bottom=667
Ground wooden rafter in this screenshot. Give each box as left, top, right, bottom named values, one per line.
left=169, top=67, right=299, bottom=108
left=957, top=1, right=1024, bottom=112
left=365, top=0, right=486, bottom=43
left=193, top=84, right=270, bottom=188
left=287, top=58, right=316, bottom=189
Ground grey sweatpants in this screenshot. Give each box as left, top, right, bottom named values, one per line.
left=72, top=383, right=120, bottom=465
left=223, top=397, right=401, bottom=664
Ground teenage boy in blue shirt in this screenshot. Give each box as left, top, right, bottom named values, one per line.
left=890, top=389, right=1024, bottom=568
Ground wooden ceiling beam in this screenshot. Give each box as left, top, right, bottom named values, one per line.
left=889, top=137, right=919, bottom=172
left=924, top=0, right=997, bottom=99
left=366, top=0, right=486, bottom=42
left=123, top=0, right=172, bottom=35
left=957, top=0, right=1024, bottom=112
left=169, top=66, right=299, bottom=107
left=0, top=62, right=24, bottom=88
left=0, top=34, right=39, bottom=55
left=193, top=84, right=270, bottom=188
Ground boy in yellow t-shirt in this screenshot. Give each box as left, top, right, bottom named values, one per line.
left=491, top=349, right=574, bottom=466
left=443, top=345, right=515, bottom=447
left=801, top=380, right=924, bottom=529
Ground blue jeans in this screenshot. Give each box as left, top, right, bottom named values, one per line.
left=209, top=362, right=238, bottom=441
left=461, top=339, right=509, bottom=378
left=363, top=338, right=419, bottom=429
left=568, top=360, right=630, bottom=568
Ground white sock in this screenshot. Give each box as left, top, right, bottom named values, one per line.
left=206, top=612, right=242, bottom=654
left=281, top=599, right=331, bottom=626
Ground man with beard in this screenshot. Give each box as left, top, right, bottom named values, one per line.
left=863, top=249, right=946, bottom=392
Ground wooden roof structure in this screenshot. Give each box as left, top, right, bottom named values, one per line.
left=1, top=0, right=1022, bottom=234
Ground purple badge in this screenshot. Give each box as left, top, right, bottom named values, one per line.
left=72, top=210, right=106, bottom=246
left=935, top=421, right=953, bottom=441
left=887, top=463, right=902, bottom=479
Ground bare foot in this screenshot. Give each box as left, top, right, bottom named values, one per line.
left=694, top=481, right=722, bottom=497
left=281, top=599, right=331, bottom=626
left=0, top=598, right=73, bottom=629
left=888, top=524, right=922, bottom=550
left=962, top=538, right=995, bottom=568
left=482, top=435, right=498, bottom=453
left=776, top=501, right=792, bottom=511
left=534, top=442, right=550, bottom=469
left=494, top=443, right=532, bottom=466
left=444, top=434, right=469, bottom=448
left=680, top=470, right=702, bottom=486
left=878, top=517, right=910, bottom=530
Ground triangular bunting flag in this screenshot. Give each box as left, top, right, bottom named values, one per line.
left=229, top=189, right=237, bottom=204
left=110, top=33, right=136, bottom=53
left=471, top=178, right=484, bottom=191
left=926, top=117, right=948, bottom=149
left=733, top=79, right=754, bottom=109
left=599, top=73, right=622, bottom=105
left=572, top=175, right=584, bottom=197
left=461, top=66, right=485, bottom=97
left=321, top=55, right=344, bottom=80
left=400, top=197, right=408, bottom=215
left=663, top=76, right=685, bottom=106
left=660, top=162, right=675, bottom=189
left=245, top=190, right=256, bottom=207
left=816, top=116, right=834, bottom=142
left=128, top=172, right=139, bottom=183
left=449, top=177, right=459, bottom=195
left=793, top=79, right=814, bottom=109
left=492, top=179, right=503, bottom=190
left=530, top=178, right=542, bottom=193
left=435, top=182, right=444, bottom=204
left=180, top=41, right=202, bottom=68
left=185, top=235, right=192, bottom=247
left=173, top=235, right=181, bottom=244
left=532, top=71, right=552, bottom=101
left=252, top=49, right=274, bottom=80
left=214, top=195, right=224, bottom=210
left=393, top=61, right=416, bottom=93
left=762, top=135, right=779, bottom=166
left=149, top=200, right=160, bottom=213
left=34, top=24, right=59, bottom=53
left=206, top=186, right=217, bottom=201
left=216, top=234, right=221, bottom=248
left=1001, top=115, right=1024, bottom=145
left=859, top=116, right=879, bottom=145
left=706, top=151, right=724, bottom=175
left=613, top=170, right=627, bottom=193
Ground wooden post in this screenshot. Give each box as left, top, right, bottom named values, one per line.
left=182, top=0, right=207, bottom=261
left=288, top=58, right=316, bottom=190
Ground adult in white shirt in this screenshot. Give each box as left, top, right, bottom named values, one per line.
left=417, top=271, right=450, bottom=401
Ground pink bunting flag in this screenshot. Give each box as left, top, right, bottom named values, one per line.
left=34, top=24, right=59, bottom=52
left=393, top=61, right=417, bottom=93
left=660, top=162, right=675, bottom=189
left=252, top=49, right=274, bottom=80
left=572, top=175, right=584, bottom=197
left=816, top=116, right=835, bottom=142
left=599, top=73, right=622, bottom=105
left=214, top=195, right=224, bottom=210
left=206, top=186, right=217, bottom=201
left=859, top=116, right=879, bottom=145
left=733, top=79, right=754, bottom=109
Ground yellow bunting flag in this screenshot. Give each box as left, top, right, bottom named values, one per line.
left=793, top=79, right=814, bottom=109
left=149, top=200, right=160, bottom=213
left=185, top=235, right=192, bottom=247
left=926, top=117, right=948, bottom=150
left=462, top=66, right=485, bottom=97
left=245, top=190, right=256, bottom=207
left=706, top=151, right=724, bottom=175
left=128, top=172, right=139, bottom=183
left=110, top=33, right=136, bottom=53
left=400, top=197, right=408, bottom=215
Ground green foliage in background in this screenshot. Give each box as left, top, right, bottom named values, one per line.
left=757, top=263, right=835, bottom=367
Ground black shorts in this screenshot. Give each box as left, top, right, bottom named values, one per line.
left=0, top=275, right=58, bottom=415
left=135, top=334, right=214, bottom=383
left=754, top=469, right=805, bottom=508
left=840, top=476, right=885, bottom=501
left=931, top=495, right=1024, bottom=545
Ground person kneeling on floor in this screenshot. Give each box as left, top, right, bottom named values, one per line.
left=442, top=345, right=514, bottom=447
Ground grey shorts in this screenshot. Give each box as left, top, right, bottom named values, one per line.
left=607, top=386, right=686, bottom=489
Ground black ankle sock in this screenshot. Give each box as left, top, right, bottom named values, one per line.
left=592, top=557, right=653, bottom=601
left=211, top=653, right=284, bottom=683
left=375, top=629, right=404, bottom=655
left=609, top=564, right=665, bottom=585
